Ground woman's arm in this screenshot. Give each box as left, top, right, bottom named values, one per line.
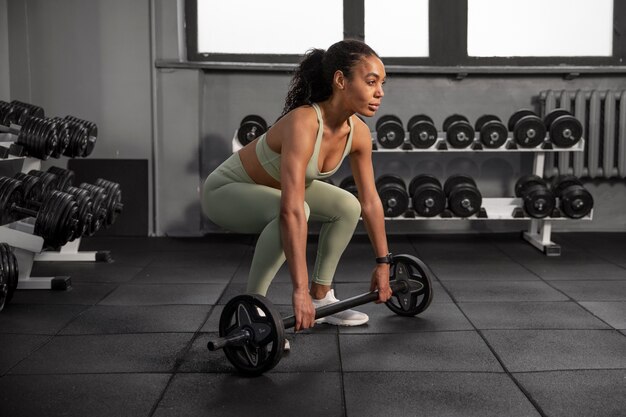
left=348, top=119, right=392, bottom=303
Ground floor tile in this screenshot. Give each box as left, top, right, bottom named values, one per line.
left=130, top=265, right=235, bottom=284
left=549, top=281, right=626, bottom=301
left=458, top=302, right=610, bottom=330
left=579, top=302, right=626, bottom=329
left=524, top=262, right=626, bottom=281
left=59, top=305, right=211, bottom=334
left=340, top=332, right=503, bottom=372
left=31, top=262, right=143, bottom=284
left=9, top=333, right=193, bottom=374
left=152, top=373, right=343, bottom=417
left=344, top=372, right=540, bottom=417
left=9, top=283, right=117, bottom=305
left=98, top=283, right=226, bottom=306
left=482, top=330, right=626, bottom=372
left=0, top=373, right=170, bottom=417
left=334, top=281, right=454, bottom=303
left=0, top=334, right=50, bottom=375
left=0, top=304, right=87, bottom=334
left=147, top=250, right=248, bottom=268
left=429, top=259, right=538, bottom=281
left=443, top=281, right=569, bottom=302
left=514, top=370, right=626, bottom=417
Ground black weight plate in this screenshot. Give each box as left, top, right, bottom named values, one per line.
left=550, top=175, right=582, bottom=198
left=474, top=114, right=501, bottom=131
left=560, top=185, right=593, bottom=219
left=445, top=122, right=474, bottom=148
left=550, top=116, right=583, bottom=148
left=442, top=114, right=469, bottom=132
left=375, top=114, right=403, bottom=131
left=219, top=294, right=285, bottom=376
left=95, top=179, right=123, bottom=227
left=443, top=174, right=476, bottom=197
left=479, top=120, right=508, bottom=148
left=543, top=109, right=572, bottom=128
left=237, top=115, right=267, bottom=146
left=0, top=268, right=7, bottom=311
left=0, top=243, right=18, bottom=303
left=408, top=120, right=437, bottom=149
left=385, top=254, right=434, bottom=316
left=376, top=118, right=405, bottom=149
left=412, top=187, right=446, bottom=217
left=513, top=116, right=546, bottom=148
left=376, top=174, right=406, bottom=191
left=0, top=246, right=10, bottom=307
left=240, top=115, right=267, bottom=130
left=47, top=167, right=74, bottom=191
left=379, top=186, right=409, bottom=217
left=514, top=174, right=545, bottom=198
left=408, top=174, right=441, bottom=198
left=447, top=186, right=482, bottom=217
left=522, top=185, right=555, bottom=219
left=508, top=109, right=537, bottom=132
left=407, top=114, right=434, bottom=131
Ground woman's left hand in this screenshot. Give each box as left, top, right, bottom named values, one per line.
left=369, top=264, right=392, bottom=303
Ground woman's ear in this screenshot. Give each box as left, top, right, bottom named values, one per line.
left=333, top=70, right=346, bottom=90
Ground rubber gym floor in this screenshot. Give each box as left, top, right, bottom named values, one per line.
left=1, top=232, right=625, bottom=417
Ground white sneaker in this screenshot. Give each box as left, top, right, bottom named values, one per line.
left=312, top=289, right=369, bottom=326
left=283, top=339, right=290, bottom=351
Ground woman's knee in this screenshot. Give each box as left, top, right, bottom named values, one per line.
left=334, top=191, right=361, bottom=222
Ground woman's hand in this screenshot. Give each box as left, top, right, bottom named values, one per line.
left=369, top=264, right=392, bottom=303
left=292, top=289, right=316, bottom=331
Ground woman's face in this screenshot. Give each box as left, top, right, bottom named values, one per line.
left=343, top=55, right=386, bottom=117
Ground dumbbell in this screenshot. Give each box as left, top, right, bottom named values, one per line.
left=407, top=115, right=437, bottom=149
left=207, top=254, right=434, bottom=376
left=0, top=243, right=19, bottom=308
left=544, top=109, right=583, bottom=148
left=0, top=112, right=59, bottom=160
left=408, top=174, right=445, bottom=217
left=237, top=115, right=267, bottom=146
left=80, top=179, right=123, bottom=229
left=550, top=175, right=593, bottom=219
left=443, top=114, right=475, bottom=148
left=376, top=115, right=405, bottom=149
left=45, top=167, right=75, bottom=191
left=508, top=109, right=547, bottom=148
left=0, top=100, right=45, bottom=126
left=514, top=175, right=556, bottom=219
left=339, top=176, right=358, bottom=198
left=475, top=115, right=508, bottom=148
left=443, top=175, right=482, bottom=217
left=376, top=174, right=409, bottom=217
left=0, top=177, right=79, bottom=247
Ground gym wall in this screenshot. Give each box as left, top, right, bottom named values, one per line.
left=3, top=0, right=626, bottom=236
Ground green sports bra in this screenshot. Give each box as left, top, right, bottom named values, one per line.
left=255, top=103, right=354, bottom=186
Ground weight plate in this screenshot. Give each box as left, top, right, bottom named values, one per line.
left=508, top=109, right=537, bottom=132
left=443, top=174, right=476, bottom=197
left=47, top=167, right=74, bottom=191
left=0, top=269, right=6, bottom=311
left=445, top=122, right=474, bottom=148
left=376, top=117, right=405, bottom=149
left=0, top=243, right=18, bottom=304
left=407, top=114, right=434, bottom=131
left=543, top=109, right=572, bottom=128
left=447, top=186, right=482, bottom=217
left=514, top=174, right=545, bottom=198
left=479, top=120, right=508, bottom=148
left=408, top=120, right=437, bottom=149
left=95, top=179, right=123, bottom=227
left=379, top=186, right=409, bottom=217
left=550, top=116, right=582, bottom=148
left=376, top=174, right=406, bottom=191
left=385, top=254, right=434, bottom=316
left=442, top=114, right=469, bottom=132
left=408, top=174, right=441, bottom=198
left=237, top=115, right=267, bottom=146
left=412, top=187, right=446, bottom=217
left=523, top=185, right=555, bottom=219
left=560, top=185, right=593, bottom=219
left=513, top=116, right=546, bottom=148
left=375, top=115, right=403, bottom=131
left=219, top=294, right=285, bottom=376
left=550, top=175, right=582, bottom=198
left=474, top=114, right=500, bottom=131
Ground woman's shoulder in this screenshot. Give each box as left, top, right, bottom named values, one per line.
left=350, top=115, right=373, bottom=148
left=279, top=105, right=318, bottom=128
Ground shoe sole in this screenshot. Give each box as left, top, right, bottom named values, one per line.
left=315, top=316, right=369, bottom=326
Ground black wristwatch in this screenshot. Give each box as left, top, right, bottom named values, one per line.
left=375, top=253, right=393, bottom=264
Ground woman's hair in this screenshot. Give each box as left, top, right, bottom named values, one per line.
left=279, top=39, right=379, bottom=118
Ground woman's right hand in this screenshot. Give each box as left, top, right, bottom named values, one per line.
left=292, top=290, right=316, bottom=331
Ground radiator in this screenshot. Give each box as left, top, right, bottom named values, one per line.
left=539, top=89, right=626, bottom=179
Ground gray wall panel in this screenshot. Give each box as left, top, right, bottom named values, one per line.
left=0, top=0, right=9, bottom=99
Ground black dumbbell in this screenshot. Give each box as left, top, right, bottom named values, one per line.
left=443, top=114, right=475, bottom=149
left=550, top=175, right=593, bottom=219
left=475, top=115, right=508, bottom=148
left=376, top=174, right=409, bottom=217
left=543, top=109, right=583, bottom=148
left=0, top=100, right=45, bottom=126
left=339, top=176, right=358, bottom=198
left=443, top=175, right=482, bottom=217
left=408, top=175, right=446, bottom=217
left=0, top=112, right=59, bottom=160
left=62, top=116, right=98, bottom=157
left=514, top=175, right=556, bottom=219
left=0, top=243, right=19, bottom=308
left=207, top=254, right=434, bottom=376
left=508, top=109, right=546, bottom=148
left=0, top=177, right=79, bottom=247
left=376, top=115, right=405, bottom=149
left=237, top=115, right=267, bottom=146
left=407, top=115, right=437, bottom=149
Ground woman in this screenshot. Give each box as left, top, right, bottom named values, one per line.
left=202, top=39, right=392, bottom=332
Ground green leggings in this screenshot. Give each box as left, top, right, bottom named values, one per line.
left=201, top=153, right=361, bottom=295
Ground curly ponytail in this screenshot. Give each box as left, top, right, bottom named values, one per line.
left=279, top=39, right=379, bottom=119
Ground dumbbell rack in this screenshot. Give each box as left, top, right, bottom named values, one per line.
left=0, top=142, right=106, bottom=291
left=372, top=132, right=590, bottom=256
